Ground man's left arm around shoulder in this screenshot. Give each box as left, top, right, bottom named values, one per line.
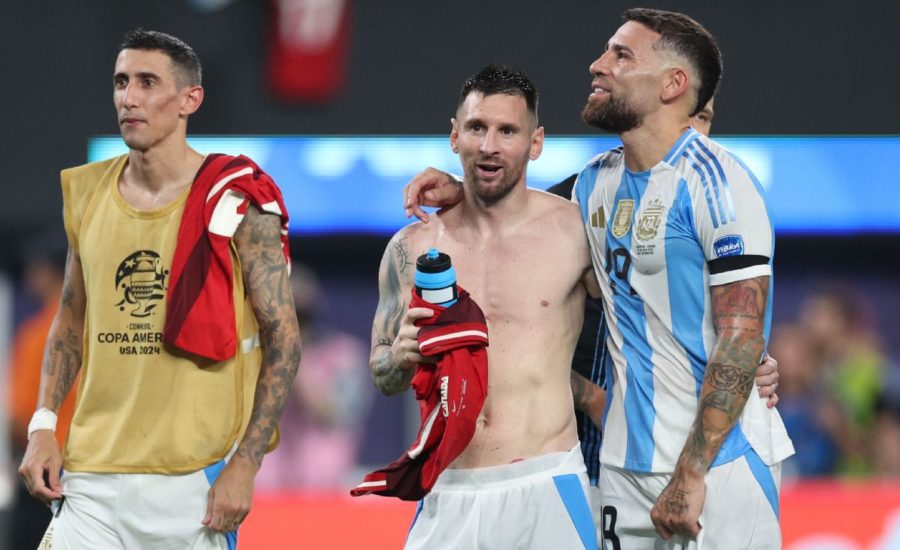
left=203, top=204, right=301, bottom=534
left=651, top=275, right=769, bottom=539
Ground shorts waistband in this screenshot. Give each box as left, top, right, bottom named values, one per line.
left=433, top=444, right=585, bottom=490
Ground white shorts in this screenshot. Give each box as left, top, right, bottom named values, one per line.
left=589, top=484, right=603, bottom=546
left=40, top=460, right=236, bottom=550
left=405, top=445, right=597, bottom=550
left=598, top=450, right=782, bottom=550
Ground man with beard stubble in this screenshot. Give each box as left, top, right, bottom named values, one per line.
left=402, top=9, right=793, bottom=549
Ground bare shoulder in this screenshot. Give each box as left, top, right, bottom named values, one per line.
left=529, top=188, right=583, bottom=229
left=392, top=219, right=439, bottom=255
left=380, top=220, right=439, bottom=288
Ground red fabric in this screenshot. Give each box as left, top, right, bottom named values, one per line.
left=163, top=154, right=290, bottom=361
left=351, top=288, right=488, bottom=501
left=267, top=0, right=352, bottom=102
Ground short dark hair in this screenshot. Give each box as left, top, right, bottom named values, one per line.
left=458, top=64, right=539, bottom=123
left=623, top=8, right=722, bottom=117
left=119, top=29, right=202, bottom=87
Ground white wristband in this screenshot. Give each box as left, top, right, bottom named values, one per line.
left=27, top=408, right=58, bottom=440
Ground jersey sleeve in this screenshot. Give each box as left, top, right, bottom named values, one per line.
left=571, top=155, right=607, bottom=225
left=693, top=149, right=774, bottom=287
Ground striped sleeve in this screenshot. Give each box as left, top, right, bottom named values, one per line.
left=686, top=141, right=773, bottom=286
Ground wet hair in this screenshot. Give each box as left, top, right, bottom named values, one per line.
left=458, top=64, right=539, bottom=123
left=623, top=8, right=722, bottom=116
left=119, top=29, right=202, bottom=87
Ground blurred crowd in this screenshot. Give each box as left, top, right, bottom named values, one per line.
left=1, top=235, right=898, bottom=546
left=773, top=285, right=900, bottom=480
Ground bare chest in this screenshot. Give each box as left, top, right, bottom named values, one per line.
left=428, top=233, right=581, bottom=332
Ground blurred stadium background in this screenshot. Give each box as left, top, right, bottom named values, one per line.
left=1, top=0, right=899, bottom=548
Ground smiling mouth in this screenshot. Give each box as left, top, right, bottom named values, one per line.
left=476, top=163, right=503, bottom=177
left=590, top=86, right=610, bottom=97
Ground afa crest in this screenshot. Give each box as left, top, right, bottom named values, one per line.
left=611, top=199, right=634, bottom=238
left=636, top=200, right=666, bottom=242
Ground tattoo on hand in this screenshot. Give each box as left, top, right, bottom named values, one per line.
left=372, top=350, right=413, bottom=395
left=666, top=490, right=690, bottom=514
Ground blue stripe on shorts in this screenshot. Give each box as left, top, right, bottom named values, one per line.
left=406, top=500, right=424, bottom=544
left=552, top=474, right=598, bottom=550
left=203, top=459, right=239, bottom=548
left=745, top=449, right=779, bottom=519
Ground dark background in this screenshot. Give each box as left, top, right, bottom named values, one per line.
left=1, top=0, right=898, bottom=237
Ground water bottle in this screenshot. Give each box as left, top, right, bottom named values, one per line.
left=415, top=248, right=458, bottom=307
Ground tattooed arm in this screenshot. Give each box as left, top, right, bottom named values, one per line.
left=18, top=247, right=86, bottom=504
left=571, top=370, right=605, bottom=430
left=651, top=276, right=769, bottom=539
left=203, top=205, right=301, bottom=533
left=370, top=230, right=434, bottom=395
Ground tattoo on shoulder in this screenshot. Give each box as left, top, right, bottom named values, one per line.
left=392, top=236, right=414, bottom=275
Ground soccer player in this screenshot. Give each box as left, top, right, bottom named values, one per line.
left=577, top=9, right=793, bottom=548
left=549, top=92, right=780, bottom=545
left=17, top=30, right=301, bottom=548
left=402, top=9, right=793, bottom=548
left=371, top=65, right=599, bottom=549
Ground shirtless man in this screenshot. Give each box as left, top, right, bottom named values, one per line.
left=370, top=65, right=598, bottom=549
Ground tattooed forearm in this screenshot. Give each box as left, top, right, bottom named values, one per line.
left=234, top=207, right=301, bottom=466
left=370, top=232, right=416, bottom=395
left=708, top=362, right=755, bottom=395
left=38, top=248, right=86, bottom=412
left=46, top=328, right=82, bottom=410
left=677, top=276, right=769, bottom=473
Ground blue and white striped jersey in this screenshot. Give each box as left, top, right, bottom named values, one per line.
left=573, top=129, right=794, bottom=473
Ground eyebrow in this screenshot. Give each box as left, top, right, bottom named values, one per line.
left=463, top=117, right=484, bottom=128
left=606, top=42, right=635, bottom=56
left=113, top=71, right=162, bottom=81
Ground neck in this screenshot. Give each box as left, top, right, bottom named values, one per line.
left=459, top=179, right=529, bottom=236
left=124, top=133, right=203, bottom=193
left=619, top=110, right=692, bottom=172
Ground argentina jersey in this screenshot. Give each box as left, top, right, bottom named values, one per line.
left=572, top=129, right=794, bottom=473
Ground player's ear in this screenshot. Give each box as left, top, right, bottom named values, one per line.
left=529, top=125, right=544, bottom=161
left=450, top=117, right=459, bottom=153
left=181, top=85, right=204, bottom=116
left=661, top=67, right=690, bottom=105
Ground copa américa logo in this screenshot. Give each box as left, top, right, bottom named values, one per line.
left=713, top=235, right=744, bottom=258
